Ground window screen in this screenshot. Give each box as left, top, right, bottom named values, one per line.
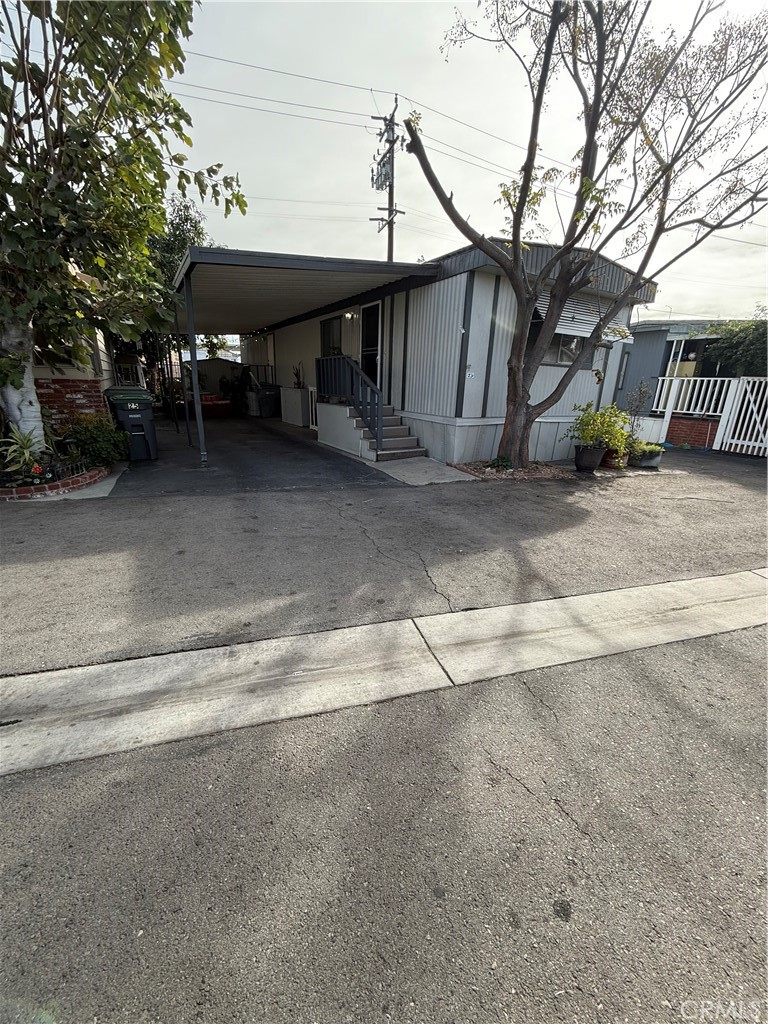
left=321, top=317, right=342, bottom=357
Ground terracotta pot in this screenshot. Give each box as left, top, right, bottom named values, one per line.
left=601, top=448, right=629, bottom=469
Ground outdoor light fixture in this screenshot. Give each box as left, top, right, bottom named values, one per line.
left=344, top=312, right=358, bottom=321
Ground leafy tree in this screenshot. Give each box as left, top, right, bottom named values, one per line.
left=404, top=0, right=768, bottom=467
left=704, top=308, right=767, bottom=378
left=141, top=193, right=226, bottom=373
left=0, top=0, right=245, bottom=442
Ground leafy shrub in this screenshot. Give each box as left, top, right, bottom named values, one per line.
left=0, top=424, right=50, bottom=475
left=561, top=402, right=630, bottom=452
left=62, top=413, right=128, bottom=469
left=626, top=438, right=663, bottom=457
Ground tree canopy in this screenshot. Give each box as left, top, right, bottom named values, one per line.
left=706, top=308, right=768, bottom=378
left=144, top=193, right=227, bottom=361
left=405, top=0, right=768, bottom=466
left=0, top=0, right=245, bottom=434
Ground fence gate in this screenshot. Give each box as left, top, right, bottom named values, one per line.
left=712, top=377, right=768, bottom=457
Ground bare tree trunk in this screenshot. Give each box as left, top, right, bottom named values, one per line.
left=497, top=359, right=533, bottom=467
left=497, top=317, right=533, bottom=468
left=0, top=325, right=45, bottom=445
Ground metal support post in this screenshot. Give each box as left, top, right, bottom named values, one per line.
left=183, top=271, right=208, bottom=467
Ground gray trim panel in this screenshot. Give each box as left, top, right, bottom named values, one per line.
left=401, top=291, right=410, bottom=411
left=454, top=271, right=475, bottom=419
left=482, top=276, right=501, bottom=419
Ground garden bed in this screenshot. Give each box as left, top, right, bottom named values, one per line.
left=0, top=466, right=109, bottom=501
left=450, top=460, right=575, bottom=482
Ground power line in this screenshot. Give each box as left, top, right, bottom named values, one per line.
left=186, top=48, right=393, bottom=96
left=5, top=38, right=765, bottom=247
left=169, top=90, right=370, bottom=129
left=166, top=79, right=369, bottom=118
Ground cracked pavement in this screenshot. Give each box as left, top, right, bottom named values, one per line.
left=1, top=628, right=765, bottom=1024
left=1, top=437, right=765, bottom=676
left=1, top=423, right=765, bottom=1022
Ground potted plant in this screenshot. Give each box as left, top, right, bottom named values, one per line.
left=598, top=403, right=631, bottom=469
left=620, top=381, right=665, bottom=469
left=561, top=403, right=626, bottom=475
left=280, top=361, right=311, bottom=427
left=627, top=438, right=665, bottom=468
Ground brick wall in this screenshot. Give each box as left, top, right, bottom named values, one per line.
left=665, top=414, right=720, bottom=448
left=35, top=378, right=107, bottom=427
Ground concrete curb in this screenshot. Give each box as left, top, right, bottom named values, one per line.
left=1, top=568, right=765, bottom=776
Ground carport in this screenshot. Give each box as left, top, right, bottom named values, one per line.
left=173, top=247, right=437, bottom=466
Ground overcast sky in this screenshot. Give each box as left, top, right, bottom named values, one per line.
left=173, top=0, right=767, bottom=323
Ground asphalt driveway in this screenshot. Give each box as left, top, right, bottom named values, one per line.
left=1, top=448, right=765, bottom=676
left=110, top=415, right=398, bottom=497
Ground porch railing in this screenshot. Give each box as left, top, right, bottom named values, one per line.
left=652, top=376, right=730, bottom=417
left=316, top=355, right=384, bottom=451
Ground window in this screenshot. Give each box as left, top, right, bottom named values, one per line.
left=616, top=350, right=630, bottom=390
left=544, top=333, right=585, bottom=366
left=526, top=316, right=597, bottom=368
left=320, top=316, right=342, bottom=357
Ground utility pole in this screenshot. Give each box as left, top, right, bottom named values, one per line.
left=370, top=96, right=404, bottom=262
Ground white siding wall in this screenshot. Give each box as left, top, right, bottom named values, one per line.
left=404, top=275, right=466, bottom=416
left=240, top=334, right=271, bottom=365
left=529, top=365, right=602, bottom=416
left=95, top=332, right=115, bottom=389
left=273, top=305, right=360, bottom=389
left=485, top=275, right=517, bottom=417
left=266, top=268, right=633, bottom=465
left=463, top=272, right=497, bottom=417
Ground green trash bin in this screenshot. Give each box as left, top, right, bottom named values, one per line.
left=104, top=386, right=158, bottom=461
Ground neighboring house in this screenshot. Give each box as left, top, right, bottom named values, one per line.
left=177, top=241, right=655, bottom=464
left=33, top=332, right=117, bottom=428
left=610, top=318, right=768, bottom=453
left=612, top=319, right=726, bottom=415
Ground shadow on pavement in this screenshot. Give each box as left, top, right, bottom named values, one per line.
left=0, top=627, right=764, bottom=1024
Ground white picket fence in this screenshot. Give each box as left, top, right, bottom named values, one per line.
left=653, top=375, right=767, bottom=457
left=713, top=377, right=768, bottom=457
left=652, top=376, right=730, bottom=417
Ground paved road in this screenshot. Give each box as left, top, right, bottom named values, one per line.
left=1, top=447, right=764, bottom=675
left=1, top=627, right=765, bottom=1024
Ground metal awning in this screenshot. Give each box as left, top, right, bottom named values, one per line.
left=535, top=289, right=632, bottom=341
left=172, top=246, right=439, bottom=466
left=174, top=247, right=438, bottom=334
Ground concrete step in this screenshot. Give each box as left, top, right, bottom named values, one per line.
left=376, top=447, right=428, bottom=462
left=348, top=405, right=395, bottom=419
left=368, top=436, right=419, bottom=451
left=360, top=425, right=410, bottom=439
left=354, top=416, right=402, bottom=428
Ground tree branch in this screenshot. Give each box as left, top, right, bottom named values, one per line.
left=403, top=119, right=522, bottom=295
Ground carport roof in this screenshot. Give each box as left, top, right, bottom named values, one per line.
left=174, top=246, right=439, bottom=335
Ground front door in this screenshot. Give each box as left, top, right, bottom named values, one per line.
left=360, top=303, right=381, bottom=385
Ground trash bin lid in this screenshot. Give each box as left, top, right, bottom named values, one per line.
left=104, top=386, right=153, bottom=405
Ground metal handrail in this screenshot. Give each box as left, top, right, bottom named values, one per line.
left=316, top=355, right=384, bottom=451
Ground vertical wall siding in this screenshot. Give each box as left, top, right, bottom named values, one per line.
left=404, top=275, right=467, bottom=416
left=485, top=278, right=517, bottom=417
left=390, top=292, right=406, bottom=408
left=529, top=365, right=602, bottom=416
left=462, top=272, right=497, bottom=417
left=274, top=306, right=359, bottom=388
